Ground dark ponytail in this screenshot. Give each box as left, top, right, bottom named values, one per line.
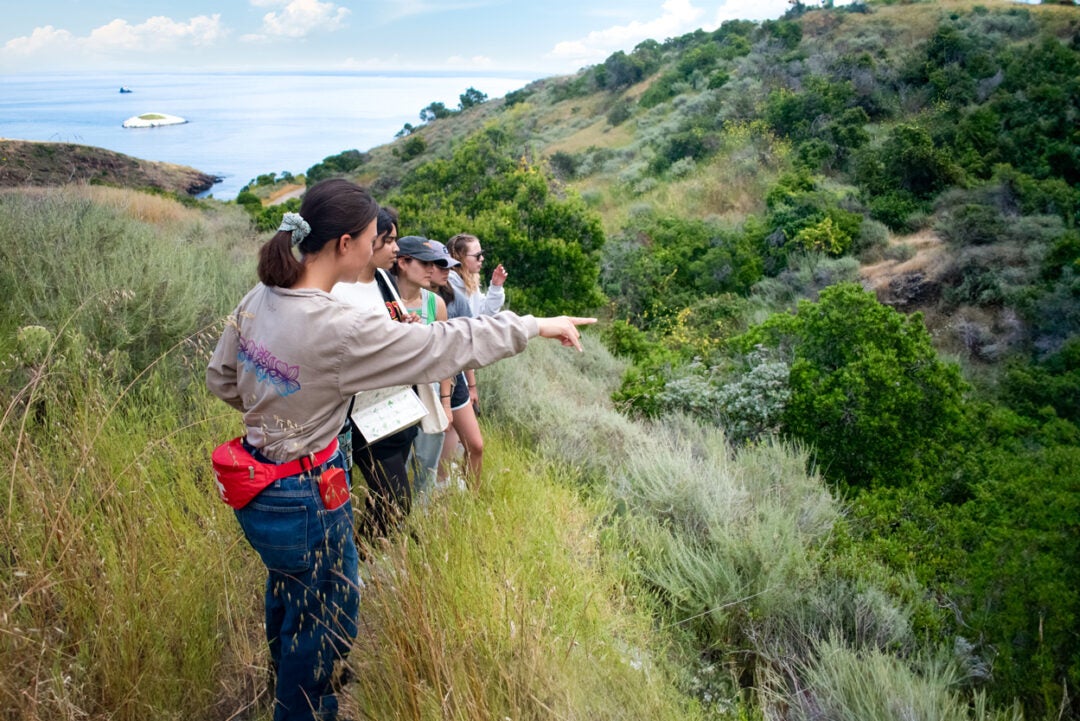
left=257, top=179, right=379, bottom=287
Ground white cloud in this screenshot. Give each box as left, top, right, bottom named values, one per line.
left=2, top=15, right=225, bottom=61
left=376, top=0, right=494, bottom=24
left=3, top=25, right=73, bottom=55
left=1, top=15, right=227, bottom=68
left=713, top=0, right=789, bottom=23
left=549, top=0, right=705, bottom=65
left=259, top=0, right=350, bottom=38
left=84, top=15, right=226, bottom=51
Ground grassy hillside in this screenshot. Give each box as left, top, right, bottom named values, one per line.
left=267, top=0, right=1078, bottom=389
left=1, top=184, right=1030, bottom=721
left=0, top=139, right=219, bottom=196
left=344, top=0, right=1078, bottom=234
left=272, top=1, right=1079, bottom=717
left=3, top=0, right=1079, bottom=718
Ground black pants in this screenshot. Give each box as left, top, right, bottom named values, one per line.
left=353, top=424, right=418, bottom=545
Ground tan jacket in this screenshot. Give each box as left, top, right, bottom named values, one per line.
left=207, top=283, right=537, bottom=461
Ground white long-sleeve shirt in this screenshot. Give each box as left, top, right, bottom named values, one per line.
left=448, top=271, right=504, bottom=317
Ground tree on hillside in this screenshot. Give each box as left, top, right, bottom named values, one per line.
left=735, top=283, right=967, bottom=489
left=305, top=149, right=367, bottom=186
left=458, top=87, right=488, bottom=110
left=388, top=128, right=605, bottom=315
left=420, top=101, right=453, bottom=122
left=602, top=213, right=763, bottom=326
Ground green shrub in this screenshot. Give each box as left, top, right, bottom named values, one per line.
left=713, top=346, right=792, bottom=443
left=397, top=133, right=427, bottom=161
left=389, top=128, right=605, bottom=315
left=601, top=319, right=658, bottom=363
left=612, top=362, right=670, bottom=419
left=548, top=150, right=580, bottom=179
left=601, top=213, right=763, bottom=326
left=1001, top=338, right=1080, bottom=425
left=793, top=215, right=852, bottom=255
left=639, top=72, right=682, bottom=109
left=867, top=191, right=925, bottom=232
left=994, top=165, right=1078, bottom=227
left=706, top=70, right=730, bottom=89
left=762, top=172, right=864, bottom=265
left=549, top=75, right=591, bottom=102
left=853, top=218, right=890, bottom=259
left=606, top=98, right=633, bottom=125
left=935, top=203, right=1005, bottom=245
left=458, top=86, right=487, bottom=110
left=234, top=188, right=260, bottom=209
left=503, top=87, right=533, bottom=107
left=594, top=50, right=650, bottom=90
left=735, top=284, right=968, bottom=489
left=306, top=148, right=367, bottom=185
left=856, top=123, right=962, bottom=205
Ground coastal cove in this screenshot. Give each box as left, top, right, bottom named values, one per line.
left=0, top=71, right=535, bottom=199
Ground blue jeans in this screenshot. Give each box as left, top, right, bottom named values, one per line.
left=410, top=429, right=445, bottom=498
left=235, top=447, right=359, bottom=721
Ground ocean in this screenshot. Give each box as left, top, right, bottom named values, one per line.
left=0, top=71, right=536, bottom=200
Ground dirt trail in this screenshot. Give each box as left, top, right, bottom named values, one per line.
left=267, top=183, right=305, bottom=205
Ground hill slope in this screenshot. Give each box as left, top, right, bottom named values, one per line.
left=0, top=139, right=219, bottom=195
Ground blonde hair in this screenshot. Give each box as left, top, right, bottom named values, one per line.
left=447, top=233, right=481, bottom=296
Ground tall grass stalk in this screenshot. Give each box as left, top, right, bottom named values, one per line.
left=344, top=434, right=704, bottom=721
left=774, top=635, right=1024, bottom=721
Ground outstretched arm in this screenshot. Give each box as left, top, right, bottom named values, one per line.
left=536, top=316, right=596, bottom=352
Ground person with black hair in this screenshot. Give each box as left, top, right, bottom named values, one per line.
left=391, top=236, right=456, bottom=496
left=207, top=178, right=593, bottom=721
left=331, top=206, right=420, bottom=543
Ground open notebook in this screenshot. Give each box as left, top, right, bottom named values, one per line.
left=350, top=386, right=427, bottom=444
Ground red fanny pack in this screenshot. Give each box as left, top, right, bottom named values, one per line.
left=211, top=437, right=340, bottom=510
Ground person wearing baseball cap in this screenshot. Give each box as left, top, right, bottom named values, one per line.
left=395, top=235, right=456, bottom=266
left=392, top=237, right=456, bottom=499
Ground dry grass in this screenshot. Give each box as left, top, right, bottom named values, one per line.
left=828, top=0, right=1032, bottom=48
left=860, top=229, right=949, bottom=294
left=544, top=117, right=635, bottom=157
left=80, top=185, right=203, bottom=225
left=594, top=123, right=787, bottom=230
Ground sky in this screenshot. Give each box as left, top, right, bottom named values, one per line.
left=2, top=0, right=819, bottom=79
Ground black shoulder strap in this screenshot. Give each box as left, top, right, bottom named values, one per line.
left=374, top=268, right=398, bottom=303
left=374, top=269, right=406, bottom=322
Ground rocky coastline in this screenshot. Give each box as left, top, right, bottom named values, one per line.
left=0, top=139, right=220, bottom=196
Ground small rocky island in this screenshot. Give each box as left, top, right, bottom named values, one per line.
left=122, top=113, right=187, bottom=128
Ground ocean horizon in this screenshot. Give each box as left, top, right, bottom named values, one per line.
left=0, top=70, right=539, bottom=200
